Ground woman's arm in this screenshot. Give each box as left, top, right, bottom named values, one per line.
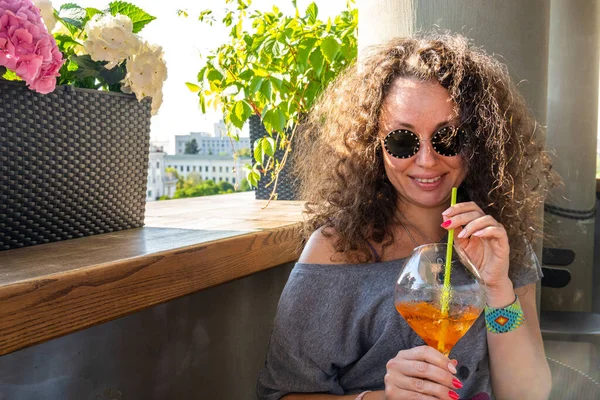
left=441, top=202, right=552, bottom=400
left=486, top=281, right=551, bottom=400
left=283, top=393, right=383, bottom=399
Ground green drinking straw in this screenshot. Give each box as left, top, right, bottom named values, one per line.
left=438, top=187, right=458, bottom=354
left=441, top=187, right=458, bottom=315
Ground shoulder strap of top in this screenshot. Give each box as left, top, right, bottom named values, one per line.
left=366, top=241, right=381, bottom=263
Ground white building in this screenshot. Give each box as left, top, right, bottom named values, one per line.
left=165, top=155, right=251, bottom=185
left=175, top=132, right=251, bottom=156
left=146, top=145, right=177, bottom=201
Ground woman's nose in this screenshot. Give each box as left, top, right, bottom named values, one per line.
left=414, top=139, right=438, bottom=167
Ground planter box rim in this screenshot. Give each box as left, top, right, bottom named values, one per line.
left=0, top=78, right=141, bottom=100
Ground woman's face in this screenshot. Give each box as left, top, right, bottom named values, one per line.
left=379, top=77, right=467, bottom=209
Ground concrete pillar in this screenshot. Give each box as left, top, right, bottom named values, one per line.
left=357, top=0, right=551, bottom=123
left=542, top=0, right=599, bottom=312
left=357, top=0, right=551, bottom=310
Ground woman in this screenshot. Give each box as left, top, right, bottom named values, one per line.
left=257, top=33, right=556, bottom=400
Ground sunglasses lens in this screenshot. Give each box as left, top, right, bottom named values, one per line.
left=384, top=130, right=419, bottom=158
left=431, top=127, right=461, bottom=156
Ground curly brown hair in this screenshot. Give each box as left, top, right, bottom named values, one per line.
left=293, top=32, right=557, bottom=276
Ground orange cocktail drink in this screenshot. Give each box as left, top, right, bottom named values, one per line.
left=396, top=300, right=481, bottom=356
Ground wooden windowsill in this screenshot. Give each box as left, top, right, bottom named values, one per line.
left=0, top=192, right=304, bottom=356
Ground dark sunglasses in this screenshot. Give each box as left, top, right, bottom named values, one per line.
left=383, top=126, right=464, bottom=159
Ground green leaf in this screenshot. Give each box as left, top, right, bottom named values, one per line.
left=254, top=139, right=265, bottom=165
left=262, top=137, right=276, bottom=157
left=297, top=37, right=317, bottom=71
left=199, top=95, right=207, bottom=114
left=306, top=2, right=319, bottom=24
left=238, top=69, right=254, bottom=82
left=269, top=75, right=284, bottom=91
left=206, top=68, right=224, bottom=83
left=186, top=82, right=201, bottom=92
left=85, top=7, right=104, bottom=21
left=1, top=69, right=21, bottom=81
left=230, top=100, right=253, bottom=129
left=109, top=1, right=156, bottom=33
left=248, top=76, right=264, bottom=95
left=248, top=170, right=260, bottom=188
left=98, top=63, right=126, bottom=84
left=66, top=60, right=79, bottom=72
left=263, top=108, right=286, bottom=133
left=258, top=80, right=272, bottom=101
left=320, top=36, right=341, bottom=63
left=53, top=34, right=79, bottom=48
left=57, top=3, right=87, bottom=35
left=309, top=47, right=325, bottom=77
left=304, top=80, right=322, bottom=108
left=71, top=54, right=103, bottom=79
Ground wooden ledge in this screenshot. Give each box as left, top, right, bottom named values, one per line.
left=0, top=192, right=304, bottom=356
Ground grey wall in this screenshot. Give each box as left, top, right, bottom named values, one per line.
left=0, top=263, right=294, bottom=400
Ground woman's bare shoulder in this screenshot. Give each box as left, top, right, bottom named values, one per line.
left=297, top=227, right=349, bottom=264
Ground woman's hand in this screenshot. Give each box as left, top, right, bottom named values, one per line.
left=441, top=201, right=512, bottom=296
left=384, top=346, right=461, bottom=400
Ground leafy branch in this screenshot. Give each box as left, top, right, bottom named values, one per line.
left=191, top=0, right=358, bottom=201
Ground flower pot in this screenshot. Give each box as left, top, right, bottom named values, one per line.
left=0, top=80, right=151, bottom=251
left=248, top=115, right=299, bottom=200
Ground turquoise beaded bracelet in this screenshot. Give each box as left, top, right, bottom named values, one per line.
left=484, top=295, right=525, bottom=333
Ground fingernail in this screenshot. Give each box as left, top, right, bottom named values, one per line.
left=452, top=378, right=463, bottom=389
left=447, top=362, right=457, bottom=374
left=441, top=220, right=452, bottom=228
left=457, top=230, right=466, bottom=238
left=448, top=390, right=460, bottom=400
left=442, top=208, right=452, bottom=216
left=451, top=359, right=459, bottom=366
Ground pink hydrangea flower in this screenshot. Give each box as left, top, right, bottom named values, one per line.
left=0, top=0, right=64, bottom=94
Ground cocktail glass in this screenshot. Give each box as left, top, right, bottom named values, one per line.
left=394, top=243, right=486, bottom=356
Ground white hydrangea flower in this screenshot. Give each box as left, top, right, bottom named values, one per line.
left=34, top=0, right=57, bottom=32
left=121, top=41, right=167, bottom=115
left=83, top=14, right=140, bottom=69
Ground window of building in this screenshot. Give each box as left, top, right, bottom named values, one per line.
left=193, top=166, right=196, bottom=171
left=226, top=166, right=229, bottom=173
left=232, top=177, right=236, bottom=184
left=205, top=166, right=208, bottom=172
left=213, top=176, right=216, bottom=181
left=187, top=166, right=190, bottom=172
left=219, top=177, right=223, bottom=181
left=212, top=166, right=216, bottom=172
left=148, top=190, right=152, bottom=198
left=219, top=166, right=223, bottom=172
left=156, top=161, right=160, bottom=168
left=180, top=166, right=184, bottom=172
left=225, top=177, right=229, bottom=182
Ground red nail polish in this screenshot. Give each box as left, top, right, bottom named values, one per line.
left=452, top=378, right=463, bottom=389
left=448, top=390, right=460, bottom=400
left=441, top=220, right=452, bottom=228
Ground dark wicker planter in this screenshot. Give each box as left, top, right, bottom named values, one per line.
left=0, top=80, right=151, bottom=251
left=248, top=115, right=299, bottom=200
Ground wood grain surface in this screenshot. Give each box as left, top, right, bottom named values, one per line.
left=0, top=192, right=304, bottom=356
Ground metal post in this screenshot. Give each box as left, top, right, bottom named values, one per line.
left=543, top=0, right=599, bottom=312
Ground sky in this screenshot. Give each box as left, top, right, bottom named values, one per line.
left=51, top=0, right=350, bottom=153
